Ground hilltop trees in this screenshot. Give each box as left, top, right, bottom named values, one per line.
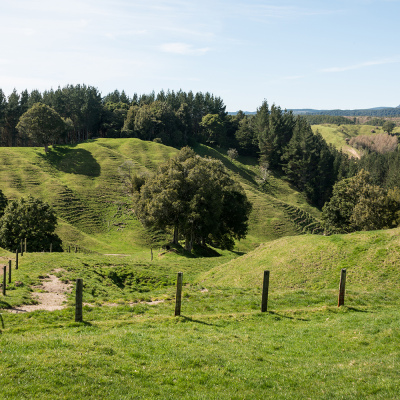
left=0, top=195, right=62, bottom=251
left=16, top=103, right=66, bottom=152
left=322, top=170, right=400, bottom=233
left=131, top=147, right=252, bottom=251
left=382, top=120, right=396, bottom=135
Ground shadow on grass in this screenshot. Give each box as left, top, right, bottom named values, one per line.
left=267, top=311, right=310, bottom=322
left=39, top=146, right=101, bottom=176
left=179, top=315, right=217, bottom=326
left=346, top=306, right=369, bottom=313
left=193, top=144, right=258, bottom=185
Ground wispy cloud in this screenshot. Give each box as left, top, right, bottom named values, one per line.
left=228, top=3, right=344, bottom=21
left=160, top=42, right=210, bottom=56
left=322, top=57, right=400, bottom=73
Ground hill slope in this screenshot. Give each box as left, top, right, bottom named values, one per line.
left=200, top=227, right=400, bottom=293
left=0, top=139, right=323, bottom=253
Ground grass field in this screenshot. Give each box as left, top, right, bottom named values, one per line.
left=1, top=224, right=400, bottom=399
left=1, top=137, right=399, bottom=398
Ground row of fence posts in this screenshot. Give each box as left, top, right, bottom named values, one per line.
left=72, top=268, right=348, bottom=322
left=2, top=241, right=81, bottom=297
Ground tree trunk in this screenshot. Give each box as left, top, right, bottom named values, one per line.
left=173, top=226, right=179, bottom=244
left=44, top=143, right=49, bottom=153
left=185, top=230, right=193, bottom=252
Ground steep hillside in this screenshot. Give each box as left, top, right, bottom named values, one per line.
left=200, top=227, right=400, bottom=293
left=0, top=139, right=323, bottom=253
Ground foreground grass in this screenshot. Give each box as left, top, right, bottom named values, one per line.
left=0, top=244, right=400, bottom=399
left=1, top=301, right=399, bottom=399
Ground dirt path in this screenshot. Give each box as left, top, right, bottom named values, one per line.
left=7, top=271, right=72, bottom=314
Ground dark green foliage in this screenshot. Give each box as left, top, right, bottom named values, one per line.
left=322, top=170, right=400, bottom=233
left=133, top=147, right=252, bottom=251
left=0, top=188, right=7, bottom=217
left=281, top=117, right=337, bottom=208
left=0, top=195, right=62, bottom=251
left=16, top=103, right=66, bottom=152
left=382, top=120, right=396, bottom=135
left=258, top=102, right=296, bottom=170
left=99, top=102, right=129, bottom=138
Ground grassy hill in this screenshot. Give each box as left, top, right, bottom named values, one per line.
left=311, top=123, right=400, bottom=157
left=199, top=226, right=400, bottom=309
left=0, top=138, right=323, bottom=253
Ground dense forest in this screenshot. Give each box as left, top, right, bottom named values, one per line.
left=1, top=84, right=400, bottom=234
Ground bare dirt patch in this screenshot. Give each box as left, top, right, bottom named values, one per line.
left=7, top=271, right=72, bottom=314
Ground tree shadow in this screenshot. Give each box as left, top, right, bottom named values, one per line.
left=346, top=306, right=369, bottom=313
left=179, top=315, right=217, bottom=326
left=193, top=144, right=258, bottom=185
left=38, top=146, right=101, bottom=177
left=266, top=311, right=310, bottom=321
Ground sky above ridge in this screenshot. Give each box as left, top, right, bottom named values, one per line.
left=0, top=0, right=399, bottom=111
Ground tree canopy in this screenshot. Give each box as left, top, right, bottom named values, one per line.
left=16, top=103, right=66, bottom=152
left=322, top=170, right=400, bottom=233
left=131, top=147, right=252, bottom=251
left=0, top=195, right=62, bottom=252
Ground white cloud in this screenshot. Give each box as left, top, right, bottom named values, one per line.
left=322, top=57, right=400, bottom=73
left=160, top=42, right=210, bottom=56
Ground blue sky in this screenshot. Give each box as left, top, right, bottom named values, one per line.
left=1, top=0, right=399, bottom=111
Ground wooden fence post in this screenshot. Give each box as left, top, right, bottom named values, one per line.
left=338, top=268, right=347, bottom=307
left=50, top=243, right=52, bottom=253
left=8, top=260, right=11, bottom=284
left=150, top=248, right=153, bottom=261
left=261, top=270, right=270, bottom=312
left=2, top=266, right=6, bottom=296
left=175, top=272, right=183, bottom=316
left=24, top=238, right=27, bottom=254
left=15, top=249, right=19, bottom=270
left=75, top=279, right=83, bottom=322
left=20, top=240, right=23, bottom=256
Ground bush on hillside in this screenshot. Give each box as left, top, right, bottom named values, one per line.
left=349, top=133, right=398, bottom=154
left=322, top=170, right=400, bottom=233
left=0, top=195, right=62, bottom=252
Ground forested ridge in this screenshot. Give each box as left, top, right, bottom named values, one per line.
left=1, top=84, right=400, bottom=236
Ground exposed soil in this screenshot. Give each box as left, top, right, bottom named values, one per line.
left=7, top=270, right=72, bottom=314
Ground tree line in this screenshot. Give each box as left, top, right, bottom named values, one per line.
left=3, top=85, right=400, bottom=236
left=0, top=86, right=228, bottom=148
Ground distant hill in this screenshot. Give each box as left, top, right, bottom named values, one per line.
left=229, top=106, right=400, bottom=117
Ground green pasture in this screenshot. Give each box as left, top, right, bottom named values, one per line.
left=1, top=224, right=400, bottom=399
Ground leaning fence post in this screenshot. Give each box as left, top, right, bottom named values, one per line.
left=2, top=266, right=6, bottom=296
left=15, top=249, right=19, bottom=270
left=175, top=272, right=183, bottom=316
left=8, top=260, right=11, bottom=284
left=261, top=270, right=270, bottom=312
left=338, top=268, right=347, bottom=307
left=75, top=279, right=83, bottom=322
